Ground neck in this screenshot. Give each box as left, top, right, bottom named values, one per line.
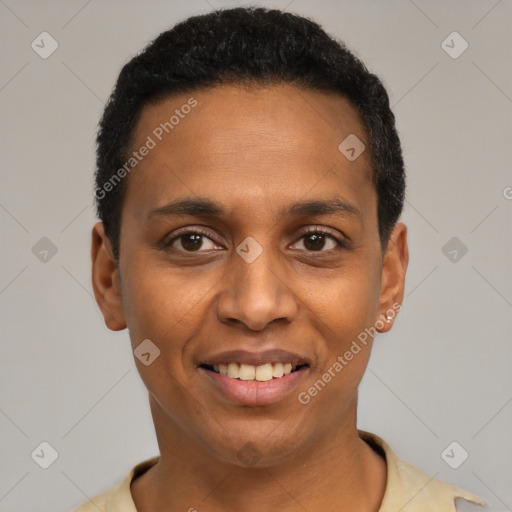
left=131, top=396, right=387, bottom=512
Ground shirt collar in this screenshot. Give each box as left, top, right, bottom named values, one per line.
left=104, top=431, right=485, bottom=511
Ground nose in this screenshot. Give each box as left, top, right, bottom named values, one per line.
left=214, top=244, right=299, bottom=331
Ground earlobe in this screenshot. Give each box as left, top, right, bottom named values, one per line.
left=376, top=222, right=409, bottom=333
left=91, top=222, right=127, bottom=331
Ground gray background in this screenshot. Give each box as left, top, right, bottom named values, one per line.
left=0, top=1, right=511, bottom=511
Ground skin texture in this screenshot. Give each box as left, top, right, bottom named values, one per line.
left=91, top=83, right=408, bottom=512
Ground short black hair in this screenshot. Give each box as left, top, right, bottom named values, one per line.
left=95, top=6, right=405, bottom=262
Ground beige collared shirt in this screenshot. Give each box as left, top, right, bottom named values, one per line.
left=73, top=430, right=486, bottom=512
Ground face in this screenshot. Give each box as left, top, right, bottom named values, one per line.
left=92, top=83, right=408, bottom=467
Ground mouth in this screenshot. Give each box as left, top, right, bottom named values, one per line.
left=198, top=349, right=311, bottom=406
left=200, top=362, right=310, bottom=382
left=198, top=349, right=311, bottom=405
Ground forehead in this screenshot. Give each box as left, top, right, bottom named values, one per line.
left=122, top=83, right=374, bottom=223
left=133, top=83, right=368, bottom=160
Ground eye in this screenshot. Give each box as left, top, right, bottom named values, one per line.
left=290, top=228, right=344, bottom=252
left=166, top=229, right=221, bottom=252
left=164, top=227, right=345, bottom=254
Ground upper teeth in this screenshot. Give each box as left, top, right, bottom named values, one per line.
left=212, top=362, right=296, bottom=381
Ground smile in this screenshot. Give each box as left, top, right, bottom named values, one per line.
left=199, top=363, right=310, bottom=406
left=201, top=362, right=309, bottom=381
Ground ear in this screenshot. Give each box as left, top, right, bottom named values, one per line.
left=91, top=222, right=127, bottom=331
left=376, top=222, right=409, bottom=333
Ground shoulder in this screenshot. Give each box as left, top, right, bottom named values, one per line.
left=72, top=456, right=159, bottom=512
left=395, top=456, right=485, bottom=510
left=358, top=430, right=486, bottom=512
left=73, top=489, right=110, bottom=512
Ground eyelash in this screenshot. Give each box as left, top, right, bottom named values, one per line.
left=164, top=226, right=346, bottom=253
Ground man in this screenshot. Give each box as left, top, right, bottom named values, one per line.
left=78, top=7, right=489, bottom=511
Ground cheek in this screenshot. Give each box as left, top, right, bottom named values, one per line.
left=120, top=262, right=208, bottom=413
left=120, top=256, right=214, bottom=354
left=297, top=254, right=382, bottom=402
left=307, top=260, right=382, bottom=340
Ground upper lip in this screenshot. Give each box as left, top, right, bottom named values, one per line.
left=199, top=349, right=310, bottom=367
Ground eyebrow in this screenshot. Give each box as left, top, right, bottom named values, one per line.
left=147, top=197, right=362, bottom=222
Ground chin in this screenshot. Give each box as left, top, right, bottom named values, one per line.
left=199, top=417, right=312, bottom=468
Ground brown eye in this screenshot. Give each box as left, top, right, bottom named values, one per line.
left=167, top=231, right=219, bottom=252
left=303, top=233, right=329, bottom=251
left=290, top=230, right=341, bottom=252
left=178, top=233, right=204, bottom=251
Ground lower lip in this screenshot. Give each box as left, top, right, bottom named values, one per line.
left=199, top=366, right=309, bottom=406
